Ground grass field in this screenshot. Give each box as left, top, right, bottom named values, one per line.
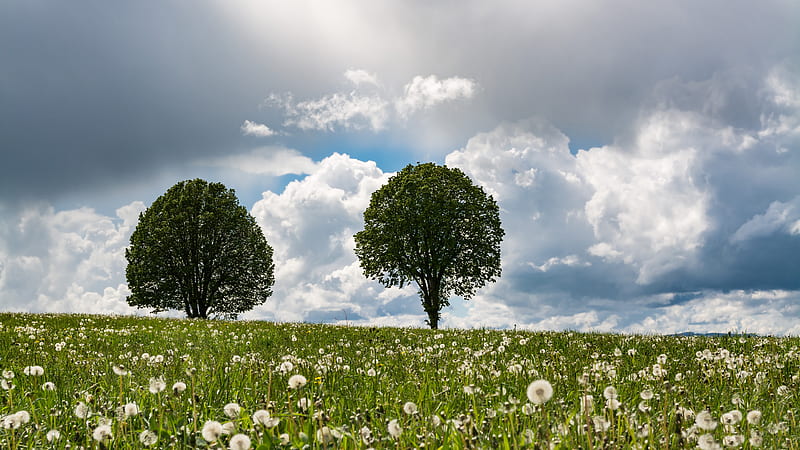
left=0, top=313, right=798, bottom=448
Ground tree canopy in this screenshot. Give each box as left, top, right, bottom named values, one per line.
left=125, top=179, right=274, bottom=319
left=354, top=163, right=504, bottom=329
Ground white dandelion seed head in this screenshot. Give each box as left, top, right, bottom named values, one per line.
left=316, top=426, right=335, bottom=445
left=593, top=415, right=611, bottom=432
left=42, top=381, right=56, bottom=391
left=777, top=385, right=791, bottom=397
left=367, top=368, right=377, bottom=377
left=24, top=365, right=44, bottom=376
left=112, top=365, right=129, bottom=376
left=297, top=397, right=310, bottom=411
left=2, top=370, right=14, bottom=379
left=606, top=398, right=621, bottom=411
left=723, top=434, right=745, bottom=447
left=387, top=419, right=402, bottom=438
left=221, top=421, right=236, bottom=435
left=172, top=382, right=187, bottom=394
left=580, top=394, right=594, bottom=413
left=603, top=386, right=618, bottom=400
left=721, top=409, right=742, bottom=425
left=279, top=433, right=290, bottom=445
left=201, top=420, right=223, bottom=442
left=139, top=430, right=158, bottom=446
left=223, top=403, right=241, bottom=419
left=747, top=410, right=762, bottom=425
left=0, top=379, right=13, bottom=390
left=252, top=409, right=271, bottom=426
left=123, top=402, right=139, bottom=418
left=526, top=379, right=553, bottom=405
left=432, top=414, right=443, bottom=427
left=522, top=403, right=534, bottom=415
left=403, top=401, right=418, bottom=415
left=360, top=425, right=373, bottom=444
left=92, top=424, right=113, bottom=443
left=696, top=410, right=718, bottom=431
left=697, top=433, right=720, bottom=450
left=288, top=374, right=307, bottom=389
left=74, top=402, right=90, bottom=419
left=228, top=433, right=251, bottom=450
left=148, top=377, right=166, bottom=394
left=46, top=429, right=61, bottom=442
left=279, top=361, right=294, bottom=374
left=639, top=388, right=654, bottom=400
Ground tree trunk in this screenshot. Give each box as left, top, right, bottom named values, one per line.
left=422, top=278, right=441, bottom=329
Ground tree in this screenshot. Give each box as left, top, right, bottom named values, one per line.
left=354, top=163, right=504, bottom=329
left=125, top=179, right=274, bottom=319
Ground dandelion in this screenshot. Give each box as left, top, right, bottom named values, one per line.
left=46, top=429, right=61, bottom=443
left=387, top=419, right=402, bottom=438
left=367, top=368, right=377, bottom=377
left=74, top=402, right=90, bottom=419
left=360, top=425, right=373, bottom=444
left=202, top=420, right=223, bottom=442
left=288, top=374, right=307, bottom=389
left=603, top=386, right=617, bottom=400
left=592, top=416, right=611, bottom=432
left=112, top=365, right=129, bottom=376
left=139, top=430, right=158, bottom=446
left=776, top=385, right=790, bottom=397
left=172, top=381, right=187, bottom=395
left=721, top=409, right=742, bottom=425
left=697, top=433, right=720, bottom=450
left=317, top=427, right=335, bottom=445
left=1, top=411, right=28, bottom=430
left=2, top=370, right=14, bottom=379
left=639, top=388, right=654, bottom=400
left=696, top=410, right=718, bottom=431
left=723, top=434, right=745, bottom=447
left=749, top=430, right=763, bottom=447
left=149, top=377, right=166, bottom=394
left=123, top=402, right=139, bottom=418
left=229, top=433, right=251, bottom=450
left=580, top=394, right=594, bottom=413
left=41, top=381, right=56, bottom=391
left=526, top=379, right=553, bottom=404
left=522, top=403, right=534, bottom=415
left=746, top=410, right=762, bottom=425
left=279, top=361, right=294, bottom=373
left=297, top=397, right=310, bottom=411
left=638, top=400, right=651, bottom=413
left=432, top=414, right=443, bottom=427
left=224, top=402, right=241, bottom=418
left=23, top=365, right=44, bottom=376
left=92, top=424, right=113, bottom=443
left=252, top=409, right=271, bottom=426
left=403, top=401, right=418, bottom=415
left=222, top=421, right=236, bottom=435
left=279, top=433, right=290, bottom=445
left=606, top=398, right=621, bottom=410
left=0, top=379, right=13, bottom=390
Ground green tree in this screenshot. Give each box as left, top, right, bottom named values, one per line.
left=125, top=179, right=274, bottom=319
left=354, top=163, right=504, bottom=329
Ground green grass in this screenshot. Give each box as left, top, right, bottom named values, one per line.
left=0, top=312, right=798, bottom=448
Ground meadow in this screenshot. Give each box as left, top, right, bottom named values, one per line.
left=0, top=313, right=798, bottom=449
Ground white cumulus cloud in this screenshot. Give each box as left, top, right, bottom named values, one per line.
left=395, top=75, right=477, bottom=119
left=240, top=120, right=276, bottom=137
left=198, top=147, right=317, bottom=176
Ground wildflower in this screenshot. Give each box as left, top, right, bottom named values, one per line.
left=224, top=402, right=241, bottom=419
left=697, top=434, right=720, bottom=450
left=603, top=386, right=617, bottom=400
left=746, top=410, right=762, bottom=425
left=123, top=402, right=139, bottom=418
left=723, top=434, right=744, bottom=447
left=279, top=433, right=290, bottom=445
left=46, top=429, right=61, bottom=442
left=172, top=381, right=187, bottom=395
left=112, top=365, right=129, bottom=376
left=721, top=410, right=742, bottom=425
left=749, top=430, right=763, bottom=447
left=222, top=421, right=236, bottom=435
left=360, top=425, right=373, bottom=444
left=92, top=424, right=113, bottom=443
left=0, top=379, right=13, bottom=390
left=279, top=361, right=294, bottom=373
left=592, top=416, right=611, bottom=432
left=202, top=420, right=223, bottom=442
left=367, top=368, right=377, bottom=377
left=431, top=414, right=443, bottom=427
left=638, top=401, right=651, bottom=413
left=695, top=410, right=718, bottom=431
left=580, top=394, right=594, bottom=413
left=139, top=430, right=158, bottom=446
left=606, top=398, right=621, bottom=410
left=288, top=374, right=307, bottom=389
left=403, top=401, right=418, bottom=415
left=522, top=403, right=534, bottom=415
left=297, top=397, right=310, bottom=411
left=526, top=379, right=553, bottom=404
left=74, top=402, right=90, bottom=419
left=317, top=427, right=335, bottom=445
left=639, top=388, right=654, bottom=400
left=2, top=370, right=14, bottom=379
left=229, top=433, right=251, bottom=450
left=776, top=385, right=790, bottom=397
left=252, top=409, right=271, bottom=426
left=149, top=377, right=166, bottom=394
left=387, top=419, right=402, bottom=438
left=23, top=365, right=44, bottom=376
left=1, top=411, right=29, bottom=430
left=42, top=381, right=56, bottom=391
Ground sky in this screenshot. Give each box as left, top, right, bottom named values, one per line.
left=1, top=1, right=800, bottom=334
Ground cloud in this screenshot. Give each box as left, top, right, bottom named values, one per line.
left=0, top=202, right=145, bottom=315
left=198, top=147, right=317, bottom=176
left=731, top=198, right=800, bottom=242
left=267, top=70, right=478, bottom=132
left=395, top=75, right=477, bottom=119
left=240, top=120, right=276, bottom=137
